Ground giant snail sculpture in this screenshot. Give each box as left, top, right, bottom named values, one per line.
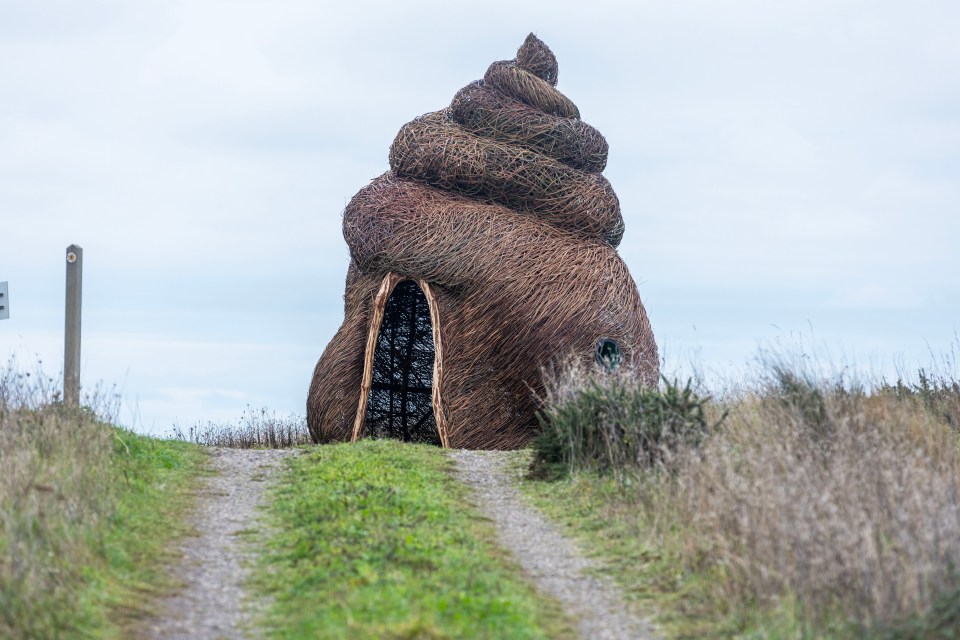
left=307, top=35, right=658, bottom=449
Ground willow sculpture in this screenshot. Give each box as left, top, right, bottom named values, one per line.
left=307, top=34, right=658, bottom=449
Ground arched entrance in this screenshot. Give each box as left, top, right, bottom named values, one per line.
left=352, top=275, right=448, bottom=446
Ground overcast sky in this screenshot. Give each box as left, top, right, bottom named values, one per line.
left=2, top=0, right=958, bottom=434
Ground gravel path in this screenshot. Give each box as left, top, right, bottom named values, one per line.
left=451, top=449, right=658, bottom=640
left=143, top=447, right=297, bottom=640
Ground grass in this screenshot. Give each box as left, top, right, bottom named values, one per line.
left=9, top=343, right=957, bottom=638
left=0, top=362, right=207, bottom=639
left=252, top=439, right=575, bottom=639
left=524, top=354, right=960, bottom=638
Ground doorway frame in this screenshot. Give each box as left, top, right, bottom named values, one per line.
left=351, top=272, right=449, bottom=447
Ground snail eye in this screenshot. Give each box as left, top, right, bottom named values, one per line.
left=595, top=338, right=621, bottom=371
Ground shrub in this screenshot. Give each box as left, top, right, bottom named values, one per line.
left=530, top=362, right=718, bottom=480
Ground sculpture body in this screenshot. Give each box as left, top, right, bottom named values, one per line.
left=307, top=35, right=658, bottom=449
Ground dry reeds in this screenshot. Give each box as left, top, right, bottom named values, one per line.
left=684, top=376, right=960, bottom=629
left=171, top=407, right=310, bottom=449
left=307, top=34, right=657, bottom=448
left=533, top=358, right=960, bottom=632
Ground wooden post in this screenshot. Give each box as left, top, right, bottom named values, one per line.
left=64, top=245, right=83, bottom=408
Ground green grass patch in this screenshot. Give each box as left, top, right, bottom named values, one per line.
left=0, top=397, right=207, bottom=639
left=253, top=439, right=574, bottom=639
left=91, top=428, right=208, bottom=635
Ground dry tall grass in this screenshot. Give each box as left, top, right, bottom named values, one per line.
left=0, top=362, right=118, bottom=636
left=171, top=407, right=311, bottom=448
left=533, top=356, right=960, bottom=633
left=685, top=367, right=960, bottom=630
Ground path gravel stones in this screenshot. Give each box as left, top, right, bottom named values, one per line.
left=143, top=447, right=296, bottom=640
left=452, top=449, right=658, bottom=640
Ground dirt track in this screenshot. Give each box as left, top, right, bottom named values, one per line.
left=451, top=449, right=658, bottom=640
left=141, top=445, right=654, bottom=639
left=142, top=448, right=296, bottom=640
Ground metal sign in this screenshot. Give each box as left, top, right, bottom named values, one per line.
left=0, top=281, right=8, bottom=320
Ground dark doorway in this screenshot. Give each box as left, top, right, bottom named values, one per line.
left=365, top=280, right=440, bottom=445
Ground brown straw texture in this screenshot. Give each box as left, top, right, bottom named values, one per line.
left=307, top=34, right=658, bottom=449
left=450, top=80, right=608, bottom=173
left=515, top=33, right=560, bottom=85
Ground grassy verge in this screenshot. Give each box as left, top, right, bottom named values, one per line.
left=522, top=358, right=960, bottom=639
left=95, top=428, right=208, bottom=635
left=0, top=366, right=207, bottom=639
left=520, top=463, right=746, bottom=638
left=252, top=439, right=574, bottom=639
